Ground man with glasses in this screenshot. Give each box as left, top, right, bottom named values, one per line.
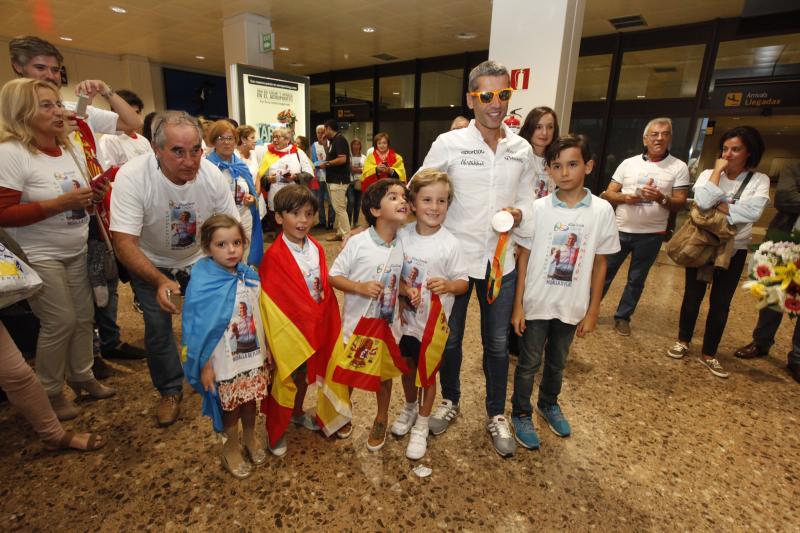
left=111, top=111, right=239, bottom=427
left=415, top=60, right=534, bottom=457
left=602, top=118, right=690, bottom=336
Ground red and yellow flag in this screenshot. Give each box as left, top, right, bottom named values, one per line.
left=332, top=316, right=408, bottom=392
left=259, top=235, right=346, bottom=446
left=416, top=293, right=450, bottom=388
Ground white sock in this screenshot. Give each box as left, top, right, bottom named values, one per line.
left=415, top=415, right=429, bottom=432
left=405, top=401, right=418, bottom=412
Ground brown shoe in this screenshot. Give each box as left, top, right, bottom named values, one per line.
left=48, top=392, right=80, bottom=421
left=156, top=393, right=182, bottom=427
left=68, top=379, right=116, bottom=400
left=366, top=420, right=387, bottom=452
left=788, top=362, right=800, bottom=384
left=734, top=342, right=769, bottom=359
left=326, top=233, right=343, bottom=242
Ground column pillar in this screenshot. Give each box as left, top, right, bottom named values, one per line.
left=488, top=0, right=586, bottom=130
left=223, top=12, right=274, bottom=119
left=120, top=54, right=155, bottom=112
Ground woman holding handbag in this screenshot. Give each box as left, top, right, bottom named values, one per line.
left=0, top=78, right=115, bottom=420
left=666, top=126, right=769, bottom=378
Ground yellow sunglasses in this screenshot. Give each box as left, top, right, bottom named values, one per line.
left=468, top=88, right=514, bottom=104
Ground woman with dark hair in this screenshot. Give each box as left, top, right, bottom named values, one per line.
left=666, top=126, right=770, bottom=378
left=518, top=106, right=559, bottom=198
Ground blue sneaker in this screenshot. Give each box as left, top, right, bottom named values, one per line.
left=511, top=415, right=540, bottom=449
left=536, top=404, right=571, bottom=437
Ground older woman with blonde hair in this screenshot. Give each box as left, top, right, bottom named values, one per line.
left=0, top=78, right=114, bottom=421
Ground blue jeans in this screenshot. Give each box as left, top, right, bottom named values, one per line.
left=440, top=266, right=516, bottom=417
left=603, top=232, right=664, bottom=321
left=315, top=182, right=334, bottom=227
left=511, top=319, right=576, bottom=416
left=130, top=271, right=184, bottom=396
left=94, top=278, right=120, bottom=352
left=752, top=307, right=800, bottom=365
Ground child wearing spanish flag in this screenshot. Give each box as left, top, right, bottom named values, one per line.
left=258, top=185, right=344, bottom=456
left=329, top=179, right=409, bottom=451
left=393, top=169, right=468, bottom=460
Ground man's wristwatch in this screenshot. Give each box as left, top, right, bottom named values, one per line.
left=100, top=85, right=114, bottom=98
left=660, top=195, right=669, bottom=206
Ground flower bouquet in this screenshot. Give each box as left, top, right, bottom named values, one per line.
left=743, top=240, right=800, bottom=317
left=277, top=109, right=297, bottom=130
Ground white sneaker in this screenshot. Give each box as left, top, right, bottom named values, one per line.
left=428, top=400, right=459, bottom=435
left=667, top=341, right=689, bottom=359
left=268, top=435, right=287, bottom=457
left=486, top=415, right=516, bottom=458
left=405, top=425, right=428, bottom=460
left=390, top=403, right=418, bottom=437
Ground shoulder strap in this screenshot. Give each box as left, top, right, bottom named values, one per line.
left=732, top=171, right=754, bottom=203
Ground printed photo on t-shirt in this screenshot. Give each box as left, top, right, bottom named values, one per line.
left=232, top=177, right=248, bottom=206
left=632, top=173, right=664, bottom=205
left=378, top=272, right=399, bottom=321
left=169, top=202, right=197, bottom=249
left=230, top=301, right=258, bottom=354
left=547, top=226, right=582, bottom=285
left=56, top=173, right=87, bottom=224
left=402, top=256, right=428, bottom=318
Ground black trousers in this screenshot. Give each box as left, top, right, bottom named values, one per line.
left=678, top=249, right=748, bottom=356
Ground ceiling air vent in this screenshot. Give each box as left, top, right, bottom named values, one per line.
left=372, top=53, right=398, bottom=61
left=653, top=66, right=678, bottom=73
left=609, top=15, right=647, bottom=30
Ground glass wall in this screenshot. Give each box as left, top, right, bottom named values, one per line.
left=617, top=45, right=705, bottom=100
left=335, top=78, right=373, bottom=104
left=573, top=55, right=613, bottom=102
left=420, top=69, right=463, bottom=107
left=310, top=83, right=330, bottom=114
left=417, top=119, right=454, bottom=168
left=379, top=75, right=415, bottom=109
left=339, top=122, right=373, bottom=156
left=378, top=121, right=414, bottom=172
left=711, top=33, right=800, bottom=88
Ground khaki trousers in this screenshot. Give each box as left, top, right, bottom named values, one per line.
left=328, top=183, right=351, bottom=237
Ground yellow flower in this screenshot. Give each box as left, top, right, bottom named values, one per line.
left=749, top=283, right=767, bottom=299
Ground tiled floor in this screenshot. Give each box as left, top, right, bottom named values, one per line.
left=1, top=234, right=798, bottom=531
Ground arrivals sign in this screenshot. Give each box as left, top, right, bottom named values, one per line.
left=230, top=64, right=310, bottom=142
left=709, top=83, right=800, bottom=110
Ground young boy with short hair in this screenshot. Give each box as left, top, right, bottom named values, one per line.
left=329, top=178, right=409, bottom=451
left=259, top=184, right=341, bottom=456
left=391, top=169, right=468, bottom=460
left=510, top=135, right=620, bottom=449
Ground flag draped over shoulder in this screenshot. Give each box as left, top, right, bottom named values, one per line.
left=182, top=257, right=260, bottom=432
left=361, top=149, right=406, bottom=192
left=259, top=234, right=349, bottom=443
left=332, top=316, right=408, bottom=392
left=416, top=293, right=450, bottom=387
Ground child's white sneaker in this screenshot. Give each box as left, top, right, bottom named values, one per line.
left=268, top=435, right=287, bottom=457
left=405, top=424, right=428, bottom=460
left=390, top=402, right=418, bottom=437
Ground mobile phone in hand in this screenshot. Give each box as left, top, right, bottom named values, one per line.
left=75, top=94, right=90, bottom=118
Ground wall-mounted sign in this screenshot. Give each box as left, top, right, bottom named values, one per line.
left=511, top=68, right=531, bottom=91
left=332, top=102, right=371, bottom=122
left=708, top=82, right=800, bottom=110
left=260, top=33, right=275, bottom=53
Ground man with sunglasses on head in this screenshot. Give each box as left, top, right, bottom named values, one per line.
left=601, top=118, right=689, bottom=337
left=414, top=60, right=535, bottom=457
left=110, top=111, right=239, bottom=427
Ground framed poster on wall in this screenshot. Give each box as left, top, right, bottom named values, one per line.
left=230, top=64, right=310, bottom=142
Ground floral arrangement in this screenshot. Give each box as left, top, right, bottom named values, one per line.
left=743, top=240, right=800, bottom=316
left=277, top=109, right=297, bottom=129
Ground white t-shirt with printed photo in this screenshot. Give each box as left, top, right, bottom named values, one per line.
left=398, top=223, right=469, bottom=340
left=264, top=149, right=314, bottom=211
left=0, top=141, right=90, bottom=262
left=284, top=234, right=322, bottom=303
left=611, top=154, right=690, bottom=234
left=97, top=133, right=152, bottom=168
left=530, top=153, right=555, bottom=200
left=518, top=191, right=621, bottom=325
left=329, top=229, right=404, bottom=343
left=220, top=168, right=253, bottom=239
left=210, top=279, right=267, bottom=381
left=110, top=154, right=239, bottom=269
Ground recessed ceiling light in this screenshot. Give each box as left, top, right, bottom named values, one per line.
left=362, top=26, right=375, bottom=33
left=456, top=32, right=477, bottom=40
left=109, top=5, right=127, bottom=14
left=449, top=104, right=455, bottom=107
left=195, top=55, right=205, bottom=60
left=392, top=91, right=400, bottom=95
left=59, top=36, right=73, bottom=41
left=279, top=46, right=290, bottom=51
left=636, top=95, right=646, bottom=99
left=289, top=62, right=304, bottom=67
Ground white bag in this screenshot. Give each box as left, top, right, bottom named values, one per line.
left=0, top=243, right=43, bottom=309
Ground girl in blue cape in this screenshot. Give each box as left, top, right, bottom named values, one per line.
left=182, top=214, right=272, bottom=480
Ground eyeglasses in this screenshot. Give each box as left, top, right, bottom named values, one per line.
left=646, top=131, right=671, bottom=139
left=467, top=88, right=514, bottom=104
left=216, top=135, right=235, bottom=143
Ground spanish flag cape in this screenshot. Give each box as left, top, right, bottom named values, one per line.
left=361, top=149, right=406, bottom=191
left=415, top=292, right=451, bottom=387
left=258, top=234, right=350, bottom=443
left=181, top=257, right=262, bottom=432
left=206, top=150, right=264, bottom=267
left=256, top=143, right=298, bottom=183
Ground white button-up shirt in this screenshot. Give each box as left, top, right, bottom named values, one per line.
left=416, top=120, right=535, bottom=279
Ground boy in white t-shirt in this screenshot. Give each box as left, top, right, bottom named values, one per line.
left=510, top=135, right=620, bottom=449
left=329, top=178, right=409, bottom=451
left=392, top=169, right=468, bottom=460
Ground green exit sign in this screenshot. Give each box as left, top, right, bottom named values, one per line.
left=260, top=33, right=275, bottom=53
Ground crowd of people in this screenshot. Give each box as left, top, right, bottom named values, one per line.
left=1, top=35, right=797, bottom=478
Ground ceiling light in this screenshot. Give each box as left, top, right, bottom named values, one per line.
left=289, top=62, right=304, bottom=67
left=456, top=32, right=477, bottom=40
left=279, top=46, right=290, bottom=51
left=59, top=36, right=73, bottom=41
left=636, top=95, right=646, bottom=99
left=449, top=104, right=455, bottom=107
left=392, top=91, right=400, bottom=95
left=109, top=5, right=127, bottom=14
left=195, top=55, right=205, bottom=60
left=362, top=27, right=375, bottom=33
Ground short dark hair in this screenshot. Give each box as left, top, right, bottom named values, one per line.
left=116, top=89, right=143, bottom=111
left=9, top=36, right=63, bottom=71
left=361, top=178, right=406, bottom=227
left=142, top=112, right=157, bottom=141
left=545, top=134, right=592, bottom=165
left=273, top=184, right=319, bottom=215
left=518, top=107, right=559, bottom=154
left=718, top=126, right=765, bottom=169
left=324, top=118, right=339, bottom=131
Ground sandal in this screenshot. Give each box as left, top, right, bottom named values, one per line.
left=366, top=420, right=387, bottom=452
left=244, top=439, right=267, bottom=466
left=45, top=430, right=105, bottom=452
left=221, top=451, right=252, bottom=480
